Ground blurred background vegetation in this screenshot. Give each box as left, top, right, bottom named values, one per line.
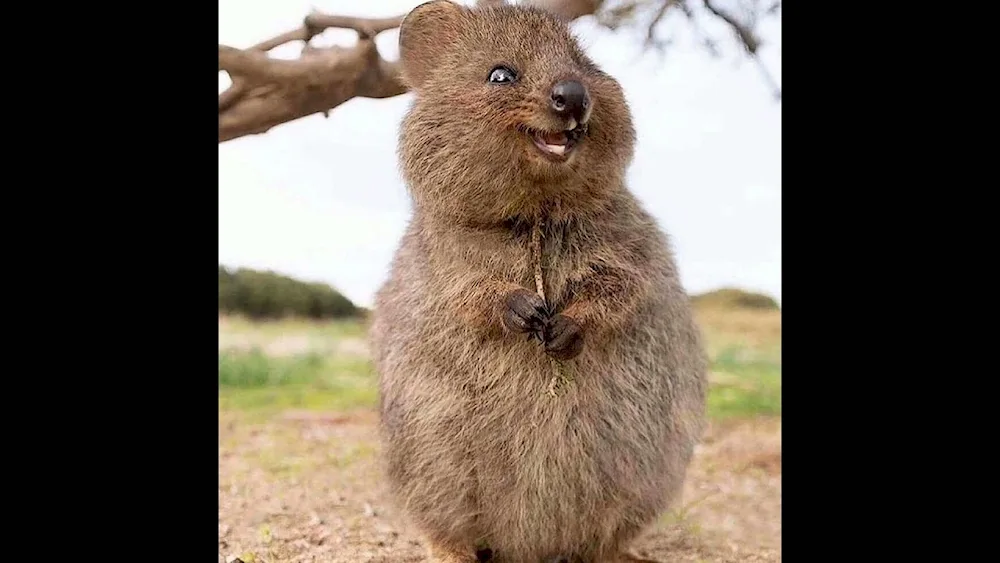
left=219, top=265, right=365, bottom=320
left=218, top=265, right=780, bottom=421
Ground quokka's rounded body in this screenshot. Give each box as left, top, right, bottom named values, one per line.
left=372, top=212, right=707, bottom=563
left=371, top=2, right=708, bottom=562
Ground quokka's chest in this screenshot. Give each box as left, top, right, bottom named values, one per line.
left=459, top=223, right=589, bottom=307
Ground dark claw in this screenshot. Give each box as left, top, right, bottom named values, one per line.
left=542, top=314, right=585, bottom=361
left=502, top=288, right=550, bottom=335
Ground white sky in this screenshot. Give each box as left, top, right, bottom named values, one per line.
left=219, top=0, right=782, bottom=309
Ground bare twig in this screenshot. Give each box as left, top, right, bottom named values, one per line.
left=677, top=0, right=720, bottom=57
left=303, top=13, right=406, bottom=39
left=529, top=220, right=574, bottom=397
left=752, top=57, right=781, bottom=101
left=598, top=0, right=779, bottom=98
left=644, top=0, right=677, bottom=49
left=598, top=0, right=641, bottom=30
left=702, top=0, right=759, bottom=54
left=700, top=0, right=780, bottom=100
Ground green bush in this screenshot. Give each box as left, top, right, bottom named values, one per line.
left=219, top=265, right=359, bottom=320
left=691, top=288, right=780, bottom=311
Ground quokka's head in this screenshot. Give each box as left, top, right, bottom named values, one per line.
left=397, top=0, right=636, bottom=224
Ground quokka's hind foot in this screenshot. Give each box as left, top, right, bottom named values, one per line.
left=425, top=541, right=479, bottom=563
left=606, top=550, right=660, bottom=563
left=546, top=550, right=658, bottom=563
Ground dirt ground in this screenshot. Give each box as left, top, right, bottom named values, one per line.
left=218, top=411, right=781, bottom=563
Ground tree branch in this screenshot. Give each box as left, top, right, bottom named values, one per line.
left=219, top=19, right=332, bottom=113
left=218, top=2, right=607, bottom=143
left=643, top=0, right=678, bottom=50
left=701, top=0, right=758, bottom=54
left=528, top=0, right=605, bottom=21
left=219, top=38, right=407, bottom=143
left=218, top=11, right=408, bottom=143
left=597, top=0, right=779, bottom=101
left=700, top=0, right=780, bottom=101
left=218, top=0, right=779, bottom=143
left=677, top=0, right=719, bottom=57
left=303, top=13, right=405, bottom=40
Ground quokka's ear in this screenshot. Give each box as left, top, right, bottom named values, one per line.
left=398, top=0, right=467, bottom=90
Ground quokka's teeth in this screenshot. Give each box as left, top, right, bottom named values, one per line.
left=546, top=144, right=566, bottom=156
left=566, top=118, right=577, bottom=131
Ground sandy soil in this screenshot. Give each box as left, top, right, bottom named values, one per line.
left=218, top=412, right=780, bottom=563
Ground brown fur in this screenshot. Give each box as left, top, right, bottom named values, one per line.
left=371, top=2, right=708, bottom=562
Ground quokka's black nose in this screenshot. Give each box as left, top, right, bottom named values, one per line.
left=550, top=80, right=590, bottom=125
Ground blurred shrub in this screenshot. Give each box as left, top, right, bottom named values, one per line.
left=691, top=288, right=780, bottom=311
left=219, top=265, right=360, bottom=320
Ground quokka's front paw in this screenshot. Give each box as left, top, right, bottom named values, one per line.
left=502, top=288, right=549, bottom=339
left=543, top=314, right=585, bottom=361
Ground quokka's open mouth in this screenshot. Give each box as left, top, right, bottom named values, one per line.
left=525, top=123, right=587, bottom=161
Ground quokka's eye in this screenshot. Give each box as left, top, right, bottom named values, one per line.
left=488, top=66, right=518, bottom=84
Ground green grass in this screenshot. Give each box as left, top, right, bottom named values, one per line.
left=219, top=343, right=780, bottom=420
left=705, top=345, right=781, bottom=419
left=218, top=348, right=376, bottom=413
left=220, top=315, right=367, bottom=340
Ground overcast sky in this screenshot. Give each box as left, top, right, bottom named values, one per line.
left=219, top=0, right=782, bottom=309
